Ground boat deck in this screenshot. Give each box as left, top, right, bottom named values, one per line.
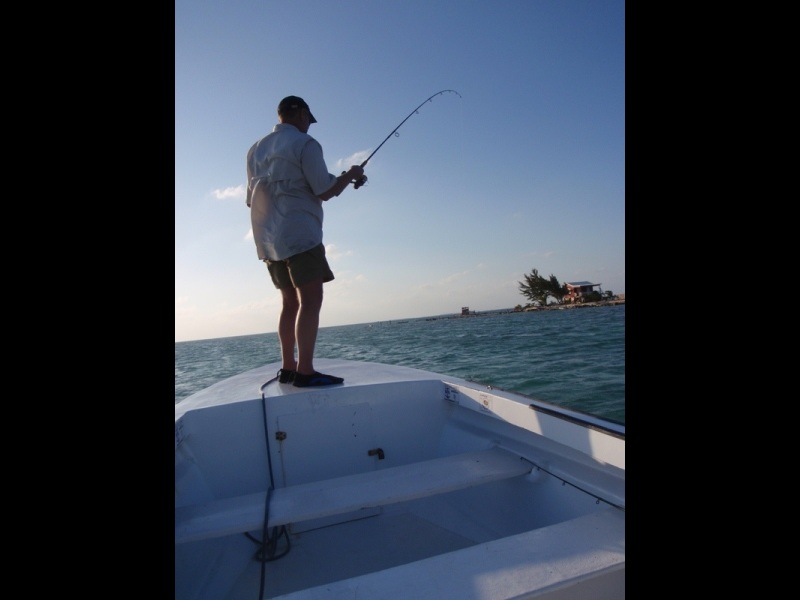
left=224, top=509, right=475, bottom=598
left=176, top=504, right=624, bottom=599
left=175, top=359, right=625, bottom=599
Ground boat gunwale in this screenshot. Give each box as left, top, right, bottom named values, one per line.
left=176, top=358, right=624, bottom=435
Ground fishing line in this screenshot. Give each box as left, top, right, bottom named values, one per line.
left=350, top=89, right=462, bottom=189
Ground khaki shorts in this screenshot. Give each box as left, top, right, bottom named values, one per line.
left=266, top=243, right=334, bottom=289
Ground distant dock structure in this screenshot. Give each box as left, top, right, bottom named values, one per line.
left=461, top=306, right=470, bottom=316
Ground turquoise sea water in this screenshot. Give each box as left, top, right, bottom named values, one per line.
left=175, top=303, right=625, bottom=423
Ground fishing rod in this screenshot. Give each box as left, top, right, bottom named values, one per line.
left=351, top=89, right=462, bottom=189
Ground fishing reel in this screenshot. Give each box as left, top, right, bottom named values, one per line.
left=343, top=171, right=368, bottom=189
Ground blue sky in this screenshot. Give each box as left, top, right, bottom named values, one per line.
left=175, top=0, right=625, bottom=342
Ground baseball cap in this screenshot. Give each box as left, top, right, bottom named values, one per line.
left=278, top=96, right=317, bottom=123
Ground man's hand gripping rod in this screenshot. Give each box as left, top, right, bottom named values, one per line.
left=345, top=89, right=462, bottom=189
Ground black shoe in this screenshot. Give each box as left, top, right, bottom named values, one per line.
left=277, top=369, right=296, bottom=384
left=293, top=371, right=344, bottom=387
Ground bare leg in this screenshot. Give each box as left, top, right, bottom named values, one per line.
left=278, top=287, right=300, bottom=371
left=294, top=277, right=324, bottom=375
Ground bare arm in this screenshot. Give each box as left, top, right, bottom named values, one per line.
left=318, top=165, right=365, bottom=201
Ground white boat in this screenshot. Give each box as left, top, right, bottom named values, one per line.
left=175, top=358, right=625, bottom=599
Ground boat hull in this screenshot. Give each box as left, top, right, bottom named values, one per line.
left=176, top=359, right=624, bottom=599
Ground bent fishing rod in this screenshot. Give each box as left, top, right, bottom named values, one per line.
left=349, top=89, right=462, bottom=189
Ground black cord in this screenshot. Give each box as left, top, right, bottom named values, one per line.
left=251, top=376, right=291, bottom=599
left=249, top=487, right=291, bottom=560
left=260, top=377, right=278, bottom=491
left=245, top=529, right=291, bottom=560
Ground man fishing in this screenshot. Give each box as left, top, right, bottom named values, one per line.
left=246, top=95, right=365, bottom=387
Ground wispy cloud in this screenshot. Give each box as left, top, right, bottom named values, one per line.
left=326, top=243, right=354, bottom=260
left=334, top=150, right=371, bottom=172
left=438, top=271, right=469, bottom=285
left=213, top=184, right=246, bottom=200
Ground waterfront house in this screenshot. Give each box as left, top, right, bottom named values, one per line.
left=564, top=281, right=602, bottom=303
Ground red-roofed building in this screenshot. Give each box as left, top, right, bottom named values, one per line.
left=564, top=281, right=602, bottom=304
